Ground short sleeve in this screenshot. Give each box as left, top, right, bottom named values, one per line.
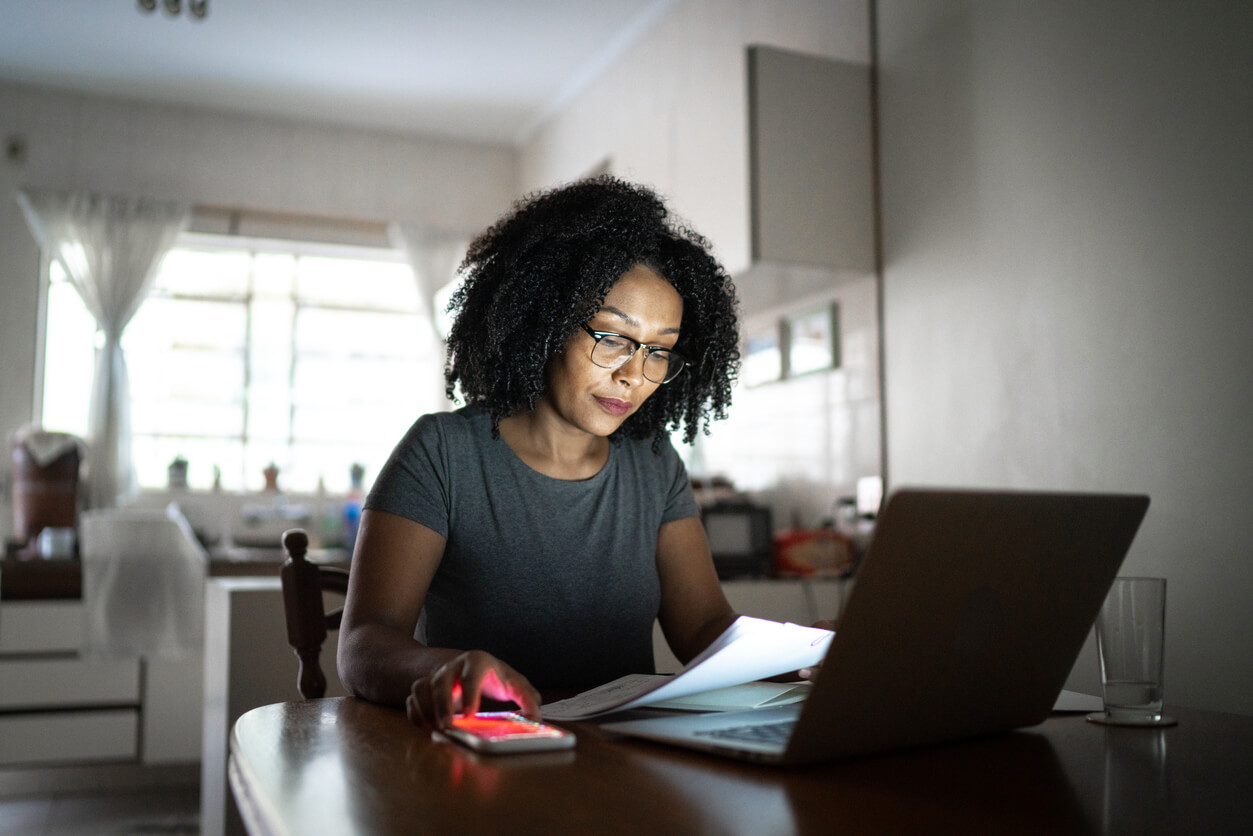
left=364, top=413, right=453, bottom=538
left=658, top=437, right=700, bottom=524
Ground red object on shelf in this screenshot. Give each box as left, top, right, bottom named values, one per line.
left=772, top=527, right=854, bottom=578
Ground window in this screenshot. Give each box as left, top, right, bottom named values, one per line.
left=41, top=234, right=446, bottom=493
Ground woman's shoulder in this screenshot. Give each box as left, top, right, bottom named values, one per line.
left=613, top=431, right=683, bottom=471
left=612, top=431, right=696, bottom=516
left=410, top=404, right=491, bottom=447
left=406, top=403, right=483, bottom=430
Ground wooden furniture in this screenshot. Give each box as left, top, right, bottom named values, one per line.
left=279, top=528, right=349, bottom=700
left=230, top=696, right=1253, bottom=835
left=0, top=548, right=351, bottom=602
left=206, top=571, right=837, bottom=836
left=0, top=556, right=82, bottom=598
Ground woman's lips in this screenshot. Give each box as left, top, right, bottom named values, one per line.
left=594, top=396, right=632, bottom=416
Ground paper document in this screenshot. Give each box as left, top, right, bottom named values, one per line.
left=542, top=616, right=833, bottom=721
left=647, top=681, right=812, bottom=712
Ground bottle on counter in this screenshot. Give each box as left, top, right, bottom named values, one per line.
left=342, top=463, right=365, bottom=552
left=316, top=476, right=339, bottom=549
left=834, top=494, right=876, bottom=572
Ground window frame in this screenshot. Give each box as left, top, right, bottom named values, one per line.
left=40, top=231, right=444, bottom=494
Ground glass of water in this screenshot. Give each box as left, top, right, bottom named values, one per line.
left=1088, top=576, right=1176, bottom=726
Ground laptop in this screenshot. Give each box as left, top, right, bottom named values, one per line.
left=602, top=487, right=1149, bottom=765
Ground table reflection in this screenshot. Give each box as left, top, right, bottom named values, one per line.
left=231, top=699, right=1253, bottom=836
left=330, top=697, right=702, bottom=834
left=1102, top=727, right=1170, bottom=833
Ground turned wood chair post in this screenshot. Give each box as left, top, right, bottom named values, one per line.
left=280, top=528, right=350, bottom=699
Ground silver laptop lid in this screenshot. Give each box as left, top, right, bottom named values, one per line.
left=783, top=487, right=1149, bottom=763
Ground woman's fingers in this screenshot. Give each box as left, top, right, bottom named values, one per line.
left=406, top=672, right=454, bottom=729
left=797, top=620, right=837, bottom=681
left=404, top=651, right=541, bottom=730
left=455, top=653, right=542, bottom=720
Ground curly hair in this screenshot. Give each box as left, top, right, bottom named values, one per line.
left=444, top=176, right=740, bottom=448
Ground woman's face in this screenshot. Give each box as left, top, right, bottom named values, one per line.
left=544, top=264, right=684, bottom=438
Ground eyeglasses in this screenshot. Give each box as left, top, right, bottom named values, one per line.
left=580, top=324, right=687, bottom=384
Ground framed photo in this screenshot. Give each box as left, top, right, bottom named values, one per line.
left=784, top=302, right=840, bottom=377
left=742, top=321, right=783, bottom=387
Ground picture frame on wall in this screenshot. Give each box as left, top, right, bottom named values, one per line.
left=742, top=321, right=783, bottom=387
left=784, top=302, right=840, bottom=377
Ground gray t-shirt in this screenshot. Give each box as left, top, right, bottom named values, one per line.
left=365, top=406, right=699, bottom=690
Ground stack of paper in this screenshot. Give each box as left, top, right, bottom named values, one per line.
left=542, top=616, right=833, bottom=721
left=647, top=681, right=812, bottom=712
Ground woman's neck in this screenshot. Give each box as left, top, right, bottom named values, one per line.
left=497, top=407, right=610, bottom=481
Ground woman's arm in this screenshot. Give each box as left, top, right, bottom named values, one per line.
left=655, top=515, right=833, bottom=681
left=654, top=515, right=739, bottom=664
left=337, top=508, right=540, bottom=723
left=336, top=508, right=450, bottom=705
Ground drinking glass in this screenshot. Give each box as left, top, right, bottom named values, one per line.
left=1087, top=577, right=1176, bottom=726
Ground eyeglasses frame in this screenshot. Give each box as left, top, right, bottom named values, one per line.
left=579, top=323, right=687, bottom=384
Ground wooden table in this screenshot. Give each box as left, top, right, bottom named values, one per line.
left=230, top=697, right=1253, bottom=835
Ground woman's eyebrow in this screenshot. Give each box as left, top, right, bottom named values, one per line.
left=599, top=305, right=681, bottom=336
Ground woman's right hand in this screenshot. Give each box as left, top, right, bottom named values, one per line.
left=405, top=650, right=542, bottom=731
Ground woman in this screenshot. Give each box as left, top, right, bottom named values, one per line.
left=337, top=176, right=747, bottom=730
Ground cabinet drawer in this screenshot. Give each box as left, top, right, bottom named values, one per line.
left=0, top=709, right=138, bottom=766
left=0, top=600, right=84, bottom=652
left=0, top=657, right=141, bottom=709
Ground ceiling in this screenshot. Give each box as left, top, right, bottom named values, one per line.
left=0, top=0, right=675, bottom=146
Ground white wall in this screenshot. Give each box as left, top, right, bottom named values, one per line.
left=2, top=2, right=877, bottom=538
left=519, top=0, right=870, bottom=276
left=520, top=0, right=880, bottom=525
left=0, top=81, right=517, bottom=540
left=877, top=0, right=1253, bottom=714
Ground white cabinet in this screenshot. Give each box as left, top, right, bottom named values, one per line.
left=748, top=45, right=874, bottom=273
left=0, top=598, right=202, bottom=767
left=0, top=599, right=83, bottom=652
left=724, top=577, right=844, bottom=624
left=740, top=46, right=875, bottom=315
left=0, top=711, right=139, bottom=767
left=145, top=655, right=205, bottom=763
left=0, top=600, right=141, bottom=766
left=202, top=577, right=348, bottom=836
left=0, top=657, right=140, bottom=710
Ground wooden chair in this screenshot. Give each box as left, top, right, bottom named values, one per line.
left=280, top=528, right=350, bottom=699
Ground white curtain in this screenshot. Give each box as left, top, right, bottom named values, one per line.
left=17, top=189, right=190, bottom=509
left=388, top=222, right=467, bottom=340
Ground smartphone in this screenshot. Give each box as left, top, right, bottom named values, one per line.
left=441, top=711, right=576, bottom=754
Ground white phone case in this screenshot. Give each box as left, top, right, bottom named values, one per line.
left=441, top=712, right=576, bottom=754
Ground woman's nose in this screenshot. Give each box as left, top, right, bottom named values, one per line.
left=612, top=349, right=647, bottom=385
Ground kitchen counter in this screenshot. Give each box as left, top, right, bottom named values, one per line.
left=0, top=548, right=351, bottom=601
left=206, top=545, right=350, bottom=577
left=0, top=557, right=81, bottom=600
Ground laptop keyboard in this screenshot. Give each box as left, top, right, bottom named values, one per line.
left=695, top=720, right=795, bottom=745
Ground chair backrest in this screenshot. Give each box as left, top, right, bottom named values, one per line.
left=279, top=528, right=350, bottom=699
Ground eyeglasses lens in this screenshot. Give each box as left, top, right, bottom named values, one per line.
left=591, top=336, right=683, bottom=384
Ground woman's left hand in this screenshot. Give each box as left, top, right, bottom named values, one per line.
left=797, top=619, right=836, bottom=681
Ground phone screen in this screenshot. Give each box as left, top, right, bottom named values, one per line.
left=442, top=711, right=575, bottom=754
